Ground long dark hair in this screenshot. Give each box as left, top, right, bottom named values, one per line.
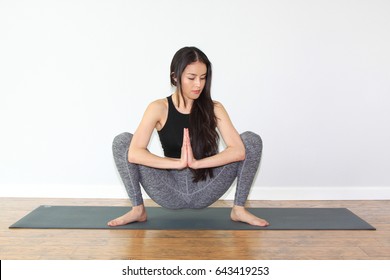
left=170, top=47, right=219, bottom=182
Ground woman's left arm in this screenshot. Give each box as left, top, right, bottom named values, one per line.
left=187, top=101, right=245, bottom=169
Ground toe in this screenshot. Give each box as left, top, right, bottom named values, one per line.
left=107, top=219, right=120, bottom=227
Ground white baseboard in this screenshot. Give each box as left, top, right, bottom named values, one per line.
left=1, top=184, right=390, bottom=200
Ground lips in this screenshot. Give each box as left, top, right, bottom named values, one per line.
left=191, top=90, right=201, bottom=94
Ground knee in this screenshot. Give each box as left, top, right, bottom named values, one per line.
left=112, top=132, right=133, bottom=153
left=241, top=131, right=263, bottom=152
left=241, top=131, right=263, bottom=147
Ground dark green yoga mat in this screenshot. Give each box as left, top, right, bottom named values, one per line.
left=9, top=206, right=375, bottom=230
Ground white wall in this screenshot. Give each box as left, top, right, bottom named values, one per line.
left=1, top=0, right=390, bottom=199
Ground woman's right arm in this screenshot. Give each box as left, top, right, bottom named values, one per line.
left=128, top=100, right=187, bottom=169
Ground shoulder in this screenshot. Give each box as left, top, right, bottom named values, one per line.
left=213, top=100, right=236, bottom=128
left=213, top=100, right=228, bottom=116
left=144, top=98, right=168, bottom=115
left=148, top=98, right=167, bottom=110
left=213, top=100, right=222, bottom=108
left=140, top=98, right=168, bottom=123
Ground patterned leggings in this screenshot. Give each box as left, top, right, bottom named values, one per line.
left=112, top=131, right=262, bottom=209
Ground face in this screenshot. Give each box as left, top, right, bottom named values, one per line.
left=179, top=61, right=207, bottom=100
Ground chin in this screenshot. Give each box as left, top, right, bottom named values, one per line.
left=191, top=92, right=202, bottom=98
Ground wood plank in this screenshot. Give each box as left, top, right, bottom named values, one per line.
left=360, top=246, right=390, bottom=258
left=1, top=197, right=388, bottom=260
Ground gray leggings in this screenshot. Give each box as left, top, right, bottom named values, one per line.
left=112, top=131, right=262, bottom=209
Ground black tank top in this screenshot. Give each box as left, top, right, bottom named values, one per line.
left=157, top=95, right=189, bottom=158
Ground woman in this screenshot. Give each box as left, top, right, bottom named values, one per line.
left=108, top=46, right=269, bottom=227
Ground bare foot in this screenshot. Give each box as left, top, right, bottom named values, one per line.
left=107, top=205, right=147, bottom=227
left=231, top=205, right=269, bottom=227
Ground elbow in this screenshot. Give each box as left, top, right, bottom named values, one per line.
left=127, top=148, right=138, bottom=164
left=236, top=147, right=246, bottom=161
left=228, top=145, right=245, bottom=162
left=128, top=147, right=147, bottom=164
left=128, top=154, right=136, bottom=164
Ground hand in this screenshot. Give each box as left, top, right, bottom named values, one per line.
left=178, top=128, right=189, bottom=169
left=178, top=128, right=199, bottom=169
left=184, top=128, right=199, bottom=169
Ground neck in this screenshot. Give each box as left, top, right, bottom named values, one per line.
left=173, top=91, right=193, bottom=112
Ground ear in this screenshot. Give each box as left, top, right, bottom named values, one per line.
left=171, top=72, right=178, bottom=86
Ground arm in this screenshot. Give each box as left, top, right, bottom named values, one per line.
left=128, top=100, right=187, bottom=169
left=187, top=101, right=246, bottom=169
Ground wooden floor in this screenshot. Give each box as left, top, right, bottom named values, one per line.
left=1, top=197, right=389, bottom=260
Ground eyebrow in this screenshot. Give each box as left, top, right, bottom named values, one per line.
left=187, top=73, right=207, bottom=76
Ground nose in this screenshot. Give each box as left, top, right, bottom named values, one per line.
left=194, top=77, right=201, bottom=87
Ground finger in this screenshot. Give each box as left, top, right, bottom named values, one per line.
left=184, top=128, right=189, bottom=145
left=182, top=128, right=187, bottom=146
left=185, top=128, right=190, bottom=143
